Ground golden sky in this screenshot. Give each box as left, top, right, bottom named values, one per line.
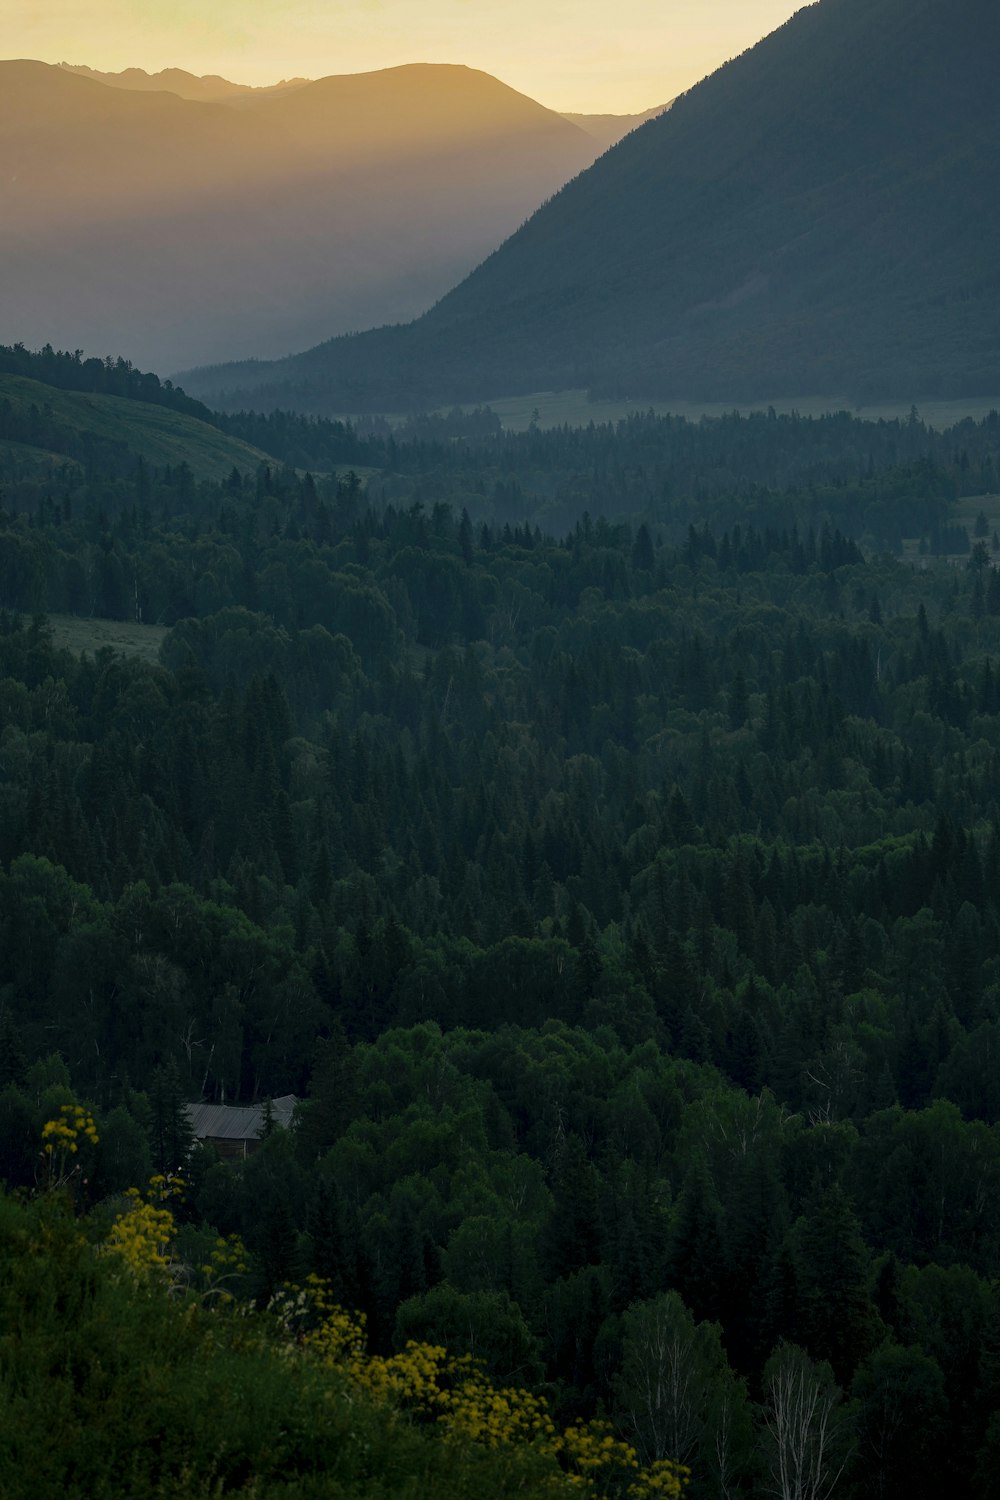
left=5, top=0, right=806, bottom=112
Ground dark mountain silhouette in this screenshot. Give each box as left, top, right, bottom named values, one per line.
left=1, top=61, right=598, bottom=372
left=560, top=105, right=669, bottom=153
left=181, top=0, right=1000, bottom=414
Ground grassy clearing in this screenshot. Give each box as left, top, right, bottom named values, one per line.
left=0, top=374, right=272, bottom=481
left=954, top=492, right=1000, bottom=533
left=328, top=464, right=380, bottom=485
left=46, top=613, right=168, bottom=665
left=0, top=439, right=82, bottom=476
left=445, top=389, right=1000, bottom=434
left=898, top=492, right=1000, bottom=568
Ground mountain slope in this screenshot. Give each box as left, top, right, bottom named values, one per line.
left=183, top=0, right=1000, bottom=413
left=1, top=61, right=598, bottom=372
left=0, top=372, right=271, bottom=481
left=560, top=105, right=669, bottom=152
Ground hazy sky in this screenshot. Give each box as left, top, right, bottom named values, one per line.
left=6, top=0, right=805, bottom=112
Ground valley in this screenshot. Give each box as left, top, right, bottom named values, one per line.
left=4, top=2, right=1000, bottom=1496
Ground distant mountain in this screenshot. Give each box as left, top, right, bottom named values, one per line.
left=559, top=105, right=669, bottom=153
left=58, top=63, right=311, bottom=102
left=1, top=60, right=599, bottom=372
left=57, top=61, right=665, bottom=143
left=239, top=63, right=594, bottom=163
left=182, top=0, right=1000, bottom=414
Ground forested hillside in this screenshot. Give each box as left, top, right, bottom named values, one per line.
left=0, top=345, right=269, bottom=482
left=186, top=0, right=1000, bottom=414
left=3, top=374, right=1000, bottom=1495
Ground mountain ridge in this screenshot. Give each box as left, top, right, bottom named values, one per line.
left=58, top=62, right=311, bottom=101
left=179, top=0, right=1000, bottom=414
left=57, top=60, right=666, bottom=141
left=0, top=60, right=602, bottom=372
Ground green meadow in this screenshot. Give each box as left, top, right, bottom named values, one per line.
left=0, top=373, right=270, bottom=481
left=46, top=613, right=169, bottom=664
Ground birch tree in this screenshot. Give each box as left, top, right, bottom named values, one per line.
left=761, top=1342, right=850, bottom=1500
left=614, top=1289, right=752, bottom=1493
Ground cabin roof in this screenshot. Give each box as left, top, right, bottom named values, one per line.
left=184, top=1094, right=297, bottom=1141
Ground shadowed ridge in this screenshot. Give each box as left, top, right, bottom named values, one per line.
left=180, top=0, right=1000, bottom=413
left=0, top=60, right=601, bottom=372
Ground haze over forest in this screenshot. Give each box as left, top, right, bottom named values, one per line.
left=180, top=0, right=1000, bottom=415
left=4, top=3, right=1000, bottom=1498
left=0, top=59, right=661, bottom=374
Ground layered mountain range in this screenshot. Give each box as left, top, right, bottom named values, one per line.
left=181, top=0, right=1000, bottom=414
left=58, top=63, right=313, bottom=103
left=59, top=63, right=660, bottom=145
left=2, top=61, right=653, bottom=371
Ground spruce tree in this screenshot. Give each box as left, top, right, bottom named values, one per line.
left=148, top=1058, right=194, bottom=1176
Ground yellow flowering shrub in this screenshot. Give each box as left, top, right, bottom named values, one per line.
left=630, top=1460, right=694, bottom=1499
left=199, top=1233, right=249, bottom=1303
left=104, top=1173, right=185, bottom=1278
left=40, top=1103, right=99, bottom=1190
left=272, top=1277, right=688, bottom=1500
left=105, top=1189, right=176, bottom=1275
left=557, top=1422, right=690, bottom=1498
left=442, top=1366, right=557, bottom=1449
left=148, top=1172, right=187, bottom=1204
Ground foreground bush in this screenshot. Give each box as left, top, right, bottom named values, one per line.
left=0, top=1190, right=684, bottom=1499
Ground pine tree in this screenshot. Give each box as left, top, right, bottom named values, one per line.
left=728, top=667, right=750, bottom=730
left=148, top=1058, right=195, bottom=1175
left=458, top=507, right=474, bottom=566
left=667, top=1155, right=726, bottom=1324
left=631, top=523, right=655, bottom=573
left=788, top=1182, right=882, bottom=1382
left=545, top=1134, right=602, bottom=1279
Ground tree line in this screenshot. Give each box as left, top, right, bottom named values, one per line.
left=2, top=388, right=1000, bottom=1494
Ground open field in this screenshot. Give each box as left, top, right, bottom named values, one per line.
left=46, top=613, right=169, bottom=664
left=445, top=390, right=1000, bottom=434
left=328, top=465, right=379, bottom=485
left=0, top=439, right=81, bottom=477
left=0, top=374, right=272, bottom=481
left=954, top=492, right=1000, bottom=533
left=898, top=491, right=1000, bottom=568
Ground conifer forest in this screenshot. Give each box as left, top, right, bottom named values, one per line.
left=3, top=353, right=1000, bottom=1498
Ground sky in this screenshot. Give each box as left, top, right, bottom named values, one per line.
left=5, top=0, right=806, bottom=113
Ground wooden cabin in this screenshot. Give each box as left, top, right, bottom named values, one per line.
left=184, top=1094, right=298, bottom=1159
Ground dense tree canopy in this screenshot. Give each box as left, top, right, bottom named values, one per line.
left=2, top=380, right=1000, bottom=1495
